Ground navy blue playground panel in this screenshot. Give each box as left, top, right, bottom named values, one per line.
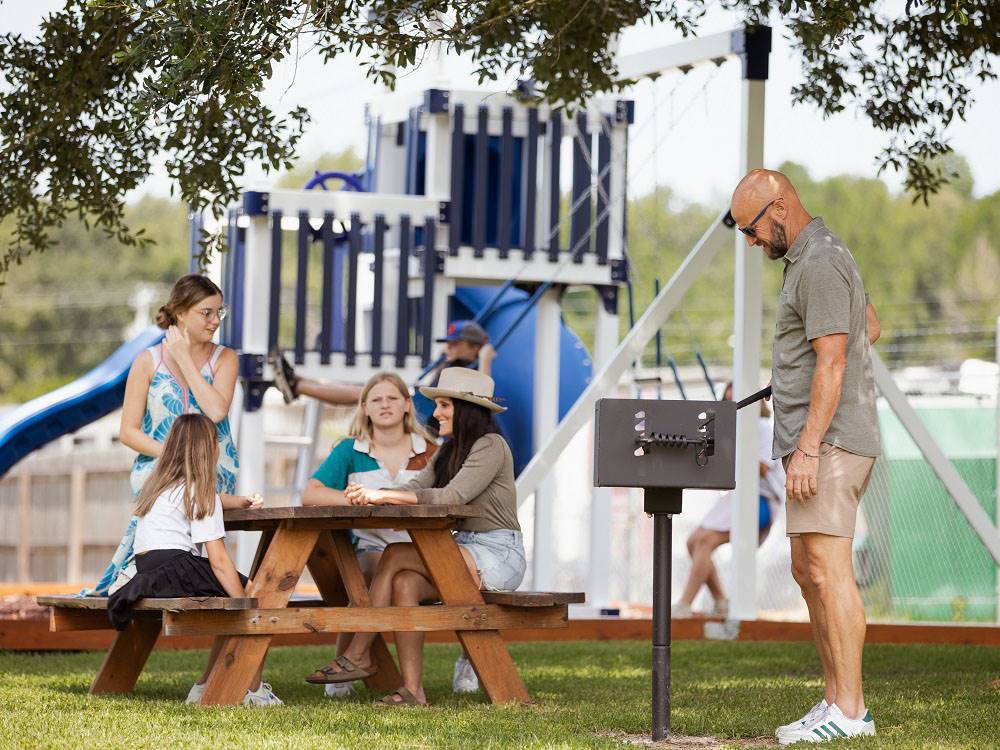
left=457, top=134, right=524, bottom=250
left=0, top=326, right=165, bottom=477
left=412, top=286, right=592, bottom=475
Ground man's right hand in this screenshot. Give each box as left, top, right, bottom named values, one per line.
left=785, top=448, right=819, bottom=502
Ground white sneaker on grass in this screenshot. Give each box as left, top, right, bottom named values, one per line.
left=324, top=681, right=355, bottom=698
left=185, top=680, right=283, bottom=706
left=776, top=699, right=828, bottom=739
left=778, top=704, right=875, bottom=745
left=243, top=682, right=284, bottom=707
left=452, top=655, right=479, bottom=694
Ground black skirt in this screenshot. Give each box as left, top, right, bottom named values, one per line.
left=107, top=549, right=248, bottom=630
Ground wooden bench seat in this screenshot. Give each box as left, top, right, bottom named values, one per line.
left=288, top=591, right=586, bottom=610
left=37, top=594, right=258, bottom=633
left=159, top=591, right=586, bottom=637
left=36, top=594, right=259, bottom=696
left=481, top=591, right=586, bottom=607
left=37, top=595, right=258, bottom=611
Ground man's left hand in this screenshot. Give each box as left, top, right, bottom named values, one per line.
left=785, top=448, right=819, bottom=502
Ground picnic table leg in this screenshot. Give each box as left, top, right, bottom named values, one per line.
left=90, top=615, right=161, bottom=695
left=409, top=528, right=531, bottom=704
left=199, top=524, right=320, bottom=705
left=249, top=528, right=276, bottom=579
left=196, top=530, right=279, bottom=681
left=308, top=530, right=403, bottom=693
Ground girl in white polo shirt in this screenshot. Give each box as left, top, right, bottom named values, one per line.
left=302, top=372, right=437, bottom=694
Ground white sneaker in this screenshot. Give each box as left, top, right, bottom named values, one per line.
left=671, top=602, right=693, bottom=618
left=324, top=681, right=355, bottom=698
left=243, top=682, right=284, bottom=707
left=778, top=704, right=875, bottom=745
left=185, top=682, right=204, bottom=704
left=776, top=699, right=828, bottom=738
left=452, top=655, right=479, bottom=694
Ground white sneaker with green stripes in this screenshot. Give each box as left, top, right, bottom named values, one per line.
left=775, top=698, right=828, bottom=739
left=778, top=703, right=875, bottom=745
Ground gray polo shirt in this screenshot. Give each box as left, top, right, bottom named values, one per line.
left=771, top=218, right=881, bottom=459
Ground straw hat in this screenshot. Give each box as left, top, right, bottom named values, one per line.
left=419, top=367, right=506, bottom=413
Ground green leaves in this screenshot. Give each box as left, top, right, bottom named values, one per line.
left=1, top=0, right=996, bottom=275
left=785, top=1, right=996, bottom=201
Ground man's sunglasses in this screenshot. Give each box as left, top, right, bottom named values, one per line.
left=730, top=199, right=775, bottom=238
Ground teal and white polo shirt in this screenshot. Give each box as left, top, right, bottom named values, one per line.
left=311, top=433, right=436, bottom=550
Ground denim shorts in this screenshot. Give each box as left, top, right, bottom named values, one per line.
left=455, top=529, right=526, bottom=592
left=355, top=541, right=387, bottom=555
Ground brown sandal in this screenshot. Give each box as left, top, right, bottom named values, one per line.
left=374, top=687, right=426, bottom=707
left=305, top=655, right=375, bottom=684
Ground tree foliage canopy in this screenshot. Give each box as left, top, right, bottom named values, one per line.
left=1, top=1, right=996, bottom=282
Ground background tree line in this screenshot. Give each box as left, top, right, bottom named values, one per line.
left=568, top=153, right=999, bottom=375
left=1, top=151, right=997, bottom=404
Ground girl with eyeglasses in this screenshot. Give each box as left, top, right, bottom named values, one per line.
left=83, top=274, right=261, bottom=598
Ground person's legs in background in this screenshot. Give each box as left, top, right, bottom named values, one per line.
left=269, top=349, right=361, bottom=406
left=676, top=527, right=730, bottom=616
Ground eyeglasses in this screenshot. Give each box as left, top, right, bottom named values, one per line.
left=196, top=306, right=228, bottom=322
left=736, top=200, right=776, bottom=238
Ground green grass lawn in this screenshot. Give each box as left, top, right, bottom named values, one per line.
left=2, top=640, right=998, bottom=749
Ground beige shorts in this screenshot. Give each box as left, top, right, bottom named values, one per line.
left=783, top=443, right=875, bottom=538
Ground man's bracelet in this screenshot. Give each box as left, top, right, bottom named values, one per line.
left=796, top=447, right=820, bottom=459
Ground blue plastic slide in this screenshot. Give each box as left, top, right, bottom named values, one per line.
left=0, top=326, right=164, bottom=477
left=413, top=286, right=593, bottom=475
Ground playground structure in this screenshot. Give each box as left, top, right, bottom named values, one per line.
left=211, top=83, right=634, bottom=579
left=1, top=25, right=997, bottom=624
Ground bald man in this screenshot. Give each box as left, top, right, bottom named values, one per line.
left=730, top=169, right=881, bottom=745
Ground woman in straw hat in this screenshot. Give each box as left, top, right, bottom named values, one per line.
left=305, top=367, right=525, bottom=706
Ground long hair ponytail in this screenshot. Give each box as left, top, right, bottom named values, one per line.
left=432, top=399, right=499, bottom=488
left=134, top=414, right=219, bottom=520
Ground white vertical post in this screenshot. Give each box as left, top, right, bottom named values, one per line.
left=426, top=105, right=454, bottom=349
left=730, top=76, right=766, bottom=622
left=532, top=288, right=562, bottom=590
left=607, top=121, right=628, bottom=266
left=995, top=315, right=999, bottom=623
left=234, top=214, right=271, bottom=572
left=584, top=111, right=628, bottom=609
left=291, top=399, right=322, bottom=507
left=540, top=108, right=557, bottom=251
left=423, top=109, right=451, bottom=200
left=587, top=297, right=619, bottom=608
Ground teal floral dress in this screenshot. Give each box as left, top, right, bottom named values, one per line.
left=129, top=343, right=239, bottom=496
left=81, top=343, right=238, bottom=597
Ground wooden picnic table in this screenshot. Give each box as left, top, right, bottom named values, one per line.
left=99, top=504, right=566, bottom=706
left=39, top=505, right=582, bottom=704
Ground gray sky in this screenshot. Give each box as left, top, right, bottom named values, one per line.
left=3, top=2, right=998, bottom=206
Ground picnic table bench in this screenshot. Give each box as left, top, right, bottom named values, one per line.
left=39, top=505, right=584, bottom=705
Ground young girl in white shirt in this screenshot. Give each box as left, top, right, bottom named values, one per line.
left=107, top=413, right=280, bottom=706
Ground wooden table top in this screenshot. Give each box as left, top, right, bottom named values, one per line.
left=223, top=504, right=485, bottom=531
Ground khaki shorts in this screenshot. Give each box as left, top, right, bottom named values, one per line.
left=783, top=443, right=875, bottom=538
